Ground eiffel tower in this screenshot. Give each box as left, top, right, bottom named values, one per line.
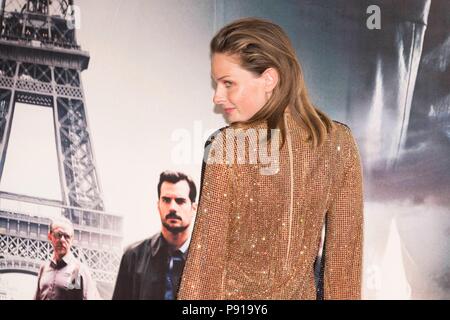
left=0, top=0, right=122, bottom=299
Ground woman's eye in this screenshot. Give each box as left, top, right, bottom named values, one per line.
left=224, top=81, right=232, bottom=88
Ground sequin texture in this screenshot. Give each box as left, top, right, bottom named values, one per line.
left=177, top=110, right=364, bottom=300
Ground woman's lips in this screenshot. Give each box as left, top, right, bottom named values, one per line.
left=224, top=108, right=236, bottom=114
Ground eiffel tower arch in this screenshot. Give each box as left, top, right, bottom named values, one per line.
left=0, top=0, right=122, bottom=299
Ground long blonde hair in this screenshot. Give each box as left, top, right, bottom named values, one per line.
left=210, top=17, right=334, bottom=148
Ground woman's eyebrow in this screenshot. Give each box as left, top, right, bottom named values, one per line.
left=211, top=75, right=231, bottom=81
left=217, top=75, right=231, bottom=81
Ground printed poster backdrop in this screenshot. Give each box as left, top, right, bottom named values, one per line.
left=0, top=0, right=449, bottom=299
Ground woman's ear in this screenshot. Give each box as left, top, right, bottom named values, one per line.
left=262, top=67, right=279, bottom=93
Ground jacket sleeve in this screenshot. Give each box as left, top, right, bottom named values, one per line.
left=112, top=252, right=133, bottom=300
left=177, top=130, right=232, bottom=300
left=323, top=127, right=364, bottom=300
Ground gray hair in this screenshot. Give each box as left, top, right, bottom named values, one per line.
left=49, top=216, right=74, bottom=235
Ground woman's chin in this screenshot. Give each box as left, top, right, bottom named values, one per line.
left=225, top=114, right=239, bottom=123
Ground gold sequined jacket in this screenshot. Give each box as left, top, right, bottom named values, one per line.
left=178, top=110, right=363, bottom=300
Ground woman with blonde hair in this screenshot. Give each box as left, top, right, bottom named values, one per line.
left=178, top=17, right=363, bottom=300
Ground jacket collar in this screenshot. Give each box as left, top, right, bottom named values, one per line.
left=149, top=232, right=190, bottom=259
left=149, top=232, right=165, bottom=258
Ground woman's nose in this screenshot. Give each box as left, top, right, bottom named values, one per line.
left=213, top=88, right=225, bottom=105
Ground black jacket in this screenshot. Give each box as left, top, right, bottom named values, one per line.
left=112, top=232, right=186, bottom=300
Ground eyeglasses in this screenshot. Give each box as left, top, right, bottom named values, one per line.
left=52, top=231, right=72, bottom=240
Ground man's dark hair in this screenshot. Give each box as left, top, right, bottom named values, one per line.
left=157, top=171, right=197, bottom=203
